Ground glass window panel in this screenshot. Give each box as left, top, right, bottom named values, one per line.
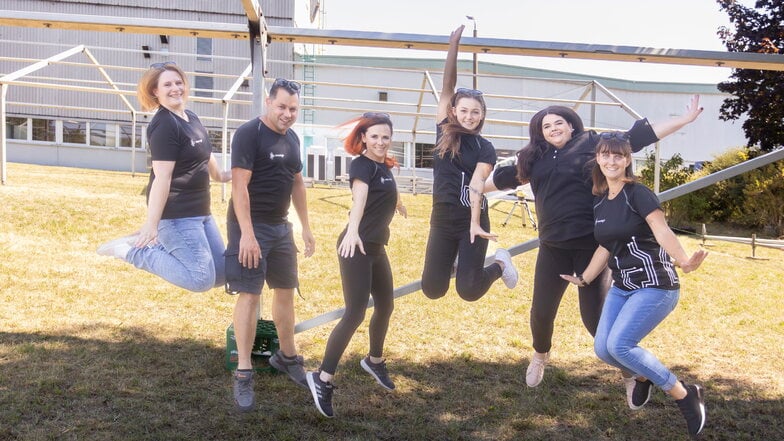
left=196, top=37, right=212, bottom=61
left=194, top=74, right=213, bottom=98
left=6, top=117, right=28, bottom=140
left=63, top=120, right=87, bottom=144
left=89, top=122, right=114, bottom=147
left=32, top=118, right=55, bottom=142
left=415, top=142, right=434, bottom=168
left=208, top=130, right=223, bottom=152
left=119, top=124, right=143, bottom=149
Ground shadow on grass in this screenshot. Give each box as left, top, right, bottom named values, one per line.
left=1, top=327, right=780, bottom=441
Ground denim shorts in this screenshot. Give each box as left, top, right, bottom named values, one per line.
left=224, top=220, right=299, bottom=295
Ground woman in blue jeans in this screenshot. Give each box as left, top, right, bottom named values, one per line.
left=561, top=132, right=708, bottom=439
left=97, top=62, right=231, bottom=292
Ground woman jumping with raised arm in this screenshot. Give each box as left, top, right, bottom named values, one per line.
left=421, top=24, right=518, bottom=302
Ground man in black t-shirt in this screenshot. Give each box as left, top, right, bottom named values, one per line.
left=227, top=79, right=316, bottom=412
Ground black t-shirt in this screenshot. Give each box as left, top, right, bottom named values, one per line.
left=493, top=118, right=658, bottom=244
left=344, top=155, right=398, bottom=245
left=228, top=117, right=302, bottom=224
left=594, top=182, right=679, bottom=291
left=146, top=107, right=213, bottom=219
left=432, top=121, right=497, bottom=207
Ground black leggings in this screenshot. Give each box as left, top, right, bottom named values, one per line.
left=421, top=203, right=502, bottom=302
left=319, top=240, right=394, bottom=376
left=530, top=240, right=612, bottom=354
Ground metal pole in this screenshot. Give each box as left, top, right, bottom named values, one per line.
left=222, top=101, right=230, bottom=202
left=251, top=36, right=264, bottom=117
left=466, top=16, right=478, bottom=90
left=1, top=84, right=7, bottom=185
left=653, top=141, right=661, bottom=194
left=131, top=110, right=137, bottom=177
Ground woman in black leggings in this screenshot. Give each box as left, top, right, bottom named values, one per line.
left=487, top=96, right=703, bottom=391
left=420, top=24, right=518, bottom=302
left=305, top=112, right=406, bottom=418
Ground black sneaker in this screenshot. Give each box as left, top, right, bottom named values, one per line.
left=676, top=382, right=706, bottom=438
left=632, top=378, right=654, bottom=410
left=269, top=350, right=308, bottom=388
left=306, top=372, right=334, bottom=418
left=232, top=370, right=255, bottom=412
left=360, top=356, right=395, bottom=390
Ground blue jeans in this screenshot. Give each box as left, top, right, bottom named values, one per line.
left=594, top=285, right=680, bottom=391
left=127, top=215, right=225, bottom=292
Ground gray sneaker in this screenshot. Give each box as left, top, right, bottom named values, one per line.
left=360, top=356, right=395, bottom=390
left=233, top=370, right=255, bottom=412
left=269, top=350, right=308, bottom=388
left=306, top=372, right=335, bottom=418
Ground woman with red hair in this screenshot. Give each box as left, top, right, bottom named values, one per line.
left=306, top=112, right=406, bottom=418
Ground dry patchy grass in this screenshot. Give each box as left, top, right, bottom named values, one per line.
left=1, top=162, right=782, bottom=440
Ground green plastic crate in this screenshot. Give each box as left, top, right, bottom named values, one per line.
left=225, top=319, right=280, bottom=374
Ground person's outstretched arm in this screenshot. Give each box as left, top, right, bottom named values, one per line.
left=646, top=209, right=707, bottom=273
left=436, top=25, right=464, bottom=123
left=650, top=94, right=704, bottom=140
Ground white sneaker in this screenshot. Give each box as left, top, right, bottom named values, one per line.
left=623, top=376, right=637, bottom=409
left=526, top=351, right=549, bottom=387
left=495, top=248, right=518, bottom=289
left=96, top=234, right=137, bottom=260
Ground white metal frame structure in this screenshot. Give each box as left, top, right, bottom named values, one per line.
left=3, top=5, right=784, bottom=186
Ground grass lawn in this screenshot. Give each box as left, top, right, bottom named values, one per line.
left=1, top=162, right=782, bottom=440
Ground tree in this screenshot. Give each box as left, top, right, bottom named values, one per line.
left=716, top=0, right=784, bottom=151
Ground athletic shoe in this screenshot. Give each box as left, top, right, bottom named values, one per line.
left=269, top=350, right=308, bottom=388
left=306, top=372, right=335, bottom=418
left=360, top=356, right=395, bottom=390
left=622, top=376, right=637, bottom=409
left=495, top=248, right=519, bottom=289
left=632, top=378, right=654, bottom=410
left=232, top=370, right=255, bottom=412
left=525, top=351, right=549, bottom=387
left=96, top=233, right=138, bottom=260
left=676, top=382, right=706, bottom=438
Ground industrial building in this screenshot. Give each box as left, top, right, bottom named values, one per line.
left=1, top=0, right=748, bottom=185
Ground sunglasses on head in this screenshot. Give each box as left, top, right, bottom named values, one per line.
left=150, top=61, right=176, bottom=69
left=599, top=132, right=629, bottom=141
left=455, top=87, right=483, bottom=96
left=362, top=112, right=391, bottom=119
left=271, top=78, right=301, bottom=93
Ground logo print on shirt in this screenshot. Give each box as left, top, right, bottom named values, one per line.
left=269, top=152, right=286, bottom=160
left=595, top=219, right=606, bottom=224
left=190, top=138, right=203, bottom=147
left=380, top=177, right=394, bottom=184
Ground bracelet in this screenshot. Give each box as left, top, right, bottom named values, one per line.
left=577, top=274, right=587, bottom=287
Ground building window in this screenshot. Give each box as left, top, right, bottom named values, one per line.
left=378, top=91, right=388, bottom=102
left=390, top=141, right=404, bottom=164
left=63, top=120, right=87, bottom=144
left=31, top=118, right=56, bottom=142
left=208, top=130, right=224, bottom=152
left=6, top=117, right=28, bottom=140
left=194, top=73, right=213, bottom=98
left=119, top=124, right=143, bottom=149
left=196, top=37, right=212, bottom=61
left=415, top=142, right=434, bottom=168
left=89, top=122, right=115, bottom=147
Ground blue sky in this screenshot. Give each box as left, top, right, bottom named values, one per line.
left=294, top=0, right=755, bottom=84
